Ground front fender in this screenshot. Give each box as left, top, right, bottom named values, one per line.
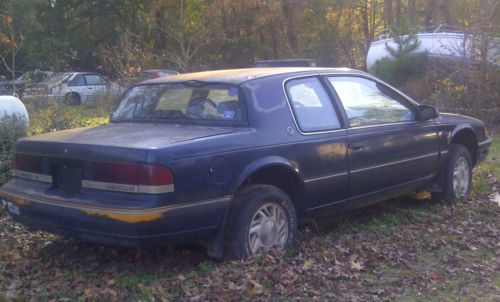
left=449, top=125, right=476, bottom=144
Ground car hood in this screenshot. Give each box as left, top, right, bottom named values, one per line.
left=438, top=112, right=484, bottom=126
left=16, top=123, right=238, bottom=162
left=0, top=80, right=27, bottom=87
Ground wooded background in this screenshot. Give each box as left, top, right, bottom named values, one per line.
left=0, top=0, right=498, bottom=78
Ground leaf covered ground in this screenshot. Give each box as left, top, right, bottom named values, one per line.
left=1, top=135, right=499, bottom=302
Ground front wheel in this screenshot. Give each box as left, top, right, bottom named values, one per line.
left=64, top=92, right=81, bottom=105
left=433, top=144, right=472, bottom=203
left=227, top=184, right=297, bottom=259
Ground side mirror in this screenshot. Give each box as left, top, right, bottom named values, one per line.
left=418, top=105, right=439, bottom=120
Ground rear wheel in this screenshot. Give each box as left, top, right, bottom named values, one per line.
left=433, top=144, right=472, bottom=203
left=227, top=184, right=297, bottom=259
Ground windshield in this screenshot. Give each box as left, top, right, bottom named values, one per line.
left=43, top=73, right=72, bottom=86
left=17, top=73, right=31, bottom=81
left=111, top=83, right=245, bottom=125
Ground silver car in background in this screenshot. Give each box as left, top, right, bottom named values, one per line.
left=23, top=72, right=122, bottom=105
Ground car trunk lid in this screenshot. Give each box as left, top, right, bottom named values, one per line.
left=13, top=123, right=231, bottom=195
left=15, top=122, right=236, bottom=162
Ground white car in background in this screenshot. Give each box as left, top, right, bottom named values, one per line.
left=23, top=72, right=121, bottom=105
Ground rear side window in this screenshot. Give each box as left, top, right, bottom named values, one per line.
left=286, top=77, right=341, bottom=132
left=85, top=75, right=106, bottom=85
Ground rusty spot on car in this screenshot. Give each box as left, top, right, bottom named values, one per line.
left=0, top=191, right=30, bottom=206
left=83, top=209, right=165, bottom=223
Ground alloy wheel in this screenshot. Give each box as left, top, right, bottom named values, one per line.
left=248, top=203, right=289, bottom=255
left=453, top=156, right=470, bottom=199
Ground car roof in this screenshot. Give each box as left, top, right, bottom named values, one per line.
left=254, top=59, right=316, bottom=63
left=144, top=67, right=365, bottom=85
left=142, top=69, right=177, bottom=73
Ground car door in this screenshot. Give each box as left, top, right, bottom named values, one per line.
left=284, top=77, right=349, bottom=210
left=67, top=74, right=88, bottom=102
left=327, top=76, right=440, bottom=200
left=84, top=74, right=108, bottom=102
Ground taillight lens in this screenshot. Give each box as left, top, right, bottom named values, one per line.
left=12, top=153, right=43, bottom=173
left=89, top=162, right=173, bottom=186
left=139, top=164, right=174, bottom=186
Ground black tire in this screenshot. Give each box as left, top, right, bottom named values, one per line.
left=227, top=184, right=297, bottom=259
left=64, top=92, right=81, bottom=105
left=433, top=144, right=473, bottom=203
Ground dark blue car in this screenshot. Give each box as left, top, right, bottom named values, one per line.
left=0, top=68, right=492, bottom=259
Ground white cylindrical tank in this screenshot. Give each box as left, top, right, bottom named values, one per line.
left=0, top=95, right=29, bottom=129
left=367, top=32, right=500, bottom=70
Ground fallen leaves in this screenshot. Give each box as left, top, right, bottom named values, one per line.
left=350, top=259, right=364, bottom=271
left=0, top=172, right=499, bottom=301
left=302, top=258, right=315, bottom=270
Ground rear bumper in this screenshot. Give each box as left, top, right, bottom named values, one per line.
left=0, top=186, right=230, bottom=247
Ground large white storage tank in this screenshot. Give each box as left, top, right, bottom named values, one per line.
left=0, top=95, right=29, bottom=130
left=367, top=25, right=500, bottom=69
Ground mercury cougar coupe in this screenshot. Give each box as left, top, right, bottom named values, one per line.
left=0, top=68, right=491, bottom=259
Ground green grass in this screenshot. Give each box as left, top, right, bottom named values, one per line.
left=471, top=133, right=499, bottom=198
left=396, top=249, right=498, bottom=301
left=26, top=101, right=112, bottom=136
left=481, top=133, right=499, bottom=176
left=197, top=260, right=216, bottom=276
left=349, top=211, right=409, bottom=233
left=117, top=274, right=156, bottom=300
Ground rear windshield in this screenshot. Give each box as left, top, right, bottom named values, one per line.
left=111, top=83, right=245, bottom=125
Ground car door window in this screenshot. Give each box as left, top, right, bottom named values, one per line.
left=85, top=75, right=106, bottom=86
left=286, top=77, right=341, bottom=132
left=69, top=75, right=85, bottom=86
left=328, top=77, right=415, bottom=127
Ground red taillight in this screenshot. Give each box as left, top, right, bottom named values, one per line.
left=89, top=162, right=173, bottom=186
left=13, top=154, right=43, bottom=173
left=139, top=164, right=174, bottom=186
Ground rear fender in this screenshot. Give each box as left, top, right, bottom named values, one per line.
left=234, top=156, right=303, bottom=195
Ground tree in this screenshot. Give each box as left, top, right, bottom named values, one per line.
left=384, top=0, right=394, bottom=27
left=370, top=22, right=427, bottom=86
left=0, top=0, right=24, bottom=92
left=385, top=22, right=421, bottom=59
left=151, top=0, right=220, bottom=71
left=97, top=31, right=144, bottom=78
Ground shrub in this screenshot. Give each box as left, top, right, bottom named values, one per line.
left=398, top=60, right=500, bottom=126
left=27, top=101, right=110, bottom=136
left=370, top=53, right=428, bottom=86
left=370, top=22, right=428, bottom=86
left=0, top=115, right=27, bottom=185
